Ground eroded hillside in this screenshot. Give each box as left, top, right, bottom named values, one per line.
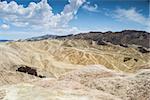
left=0, top=39, right=150, bottom=100
left=6, top=39, right=150, bottom=72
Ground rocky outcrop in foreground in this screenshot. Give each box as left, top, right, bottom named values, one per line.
left=0, top=65, right=150, bottom=100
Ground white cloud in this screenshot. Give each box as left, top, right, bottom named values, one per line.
left=0, top=24, right=10, bottom=30
left=0, top=0, right=85, bottom=34
left=82, top=2, right=98, bottom=12
left=114, top=8, right=149, bottom=28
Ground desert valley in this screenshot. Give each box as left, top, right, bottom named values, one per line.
left=0, top=0, right=150, bottom=99
left=0, top=30, right=150, bottom=100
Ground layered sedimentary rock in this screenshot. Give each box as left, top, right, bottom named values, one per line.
left=6, top=39, right=150, bottom=72
left=0, top=35, right=149, bottom=100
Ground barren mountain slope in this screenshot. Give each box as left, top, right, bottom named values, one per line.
left=0, top=39, right=150, bottom=100
left=26, top=30, right=150, bottom=48
left=6, top=39, right=150, bottom=72
left=57, top=30, right=150, bottom=48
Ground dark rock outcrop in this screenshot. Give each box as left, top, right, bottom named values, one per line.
left=124, top=57, right=132, bottom=62
left=15, top=65, right=46, bottom=78
left=138, top=47, right=150, bottom=53
left=16, top=66, right=38, bottom=76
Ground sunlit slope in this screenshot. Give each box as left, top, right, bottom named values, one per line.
left=0, top=39, right=150, bottom=100
left=6, top=39, right=150, bottom=72
left=0, top=42, right=84, bottom=79
left=1, top=65, right=150, bottom=100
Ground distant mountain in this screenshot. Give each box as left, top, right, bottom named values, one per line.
left=23, top=35, right=58, bottom=41
left=23, top=30, right=150, bottom=49
left=0, top=40, right=12, bottom=42
left=22, top=34, right=73, bottom=41
left=58, top=30, right=150, bottom=49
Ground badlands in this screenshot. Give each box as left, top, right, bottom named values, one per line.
left=0, top=30, right=150, bottom=100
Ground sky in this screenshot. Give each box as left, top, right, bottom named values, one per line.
left=0, top=0, right=149, bottom=40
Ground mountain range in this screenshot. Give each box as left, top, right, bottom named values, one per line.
left=24, top=30, right=150, bottom=48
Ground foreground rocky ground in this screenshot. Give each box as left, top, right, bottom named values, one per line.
left=0, top=65, right=150, bottom=100
left=0, top=31, right=150, bottom=100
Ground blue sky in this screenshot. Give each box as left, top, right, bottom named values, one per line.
left=0, top=0, right=149, bottom=40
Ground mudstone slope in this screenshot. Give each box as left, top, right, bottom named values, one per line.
left=0, top=30, right=150, bottom=100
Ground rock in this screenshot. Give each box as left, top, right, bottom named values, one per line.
left=15, top=65, right=47, bottom=78
left=138, top=47, right=150, bottom=53
left=16, top=65, right=38, bottom=76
